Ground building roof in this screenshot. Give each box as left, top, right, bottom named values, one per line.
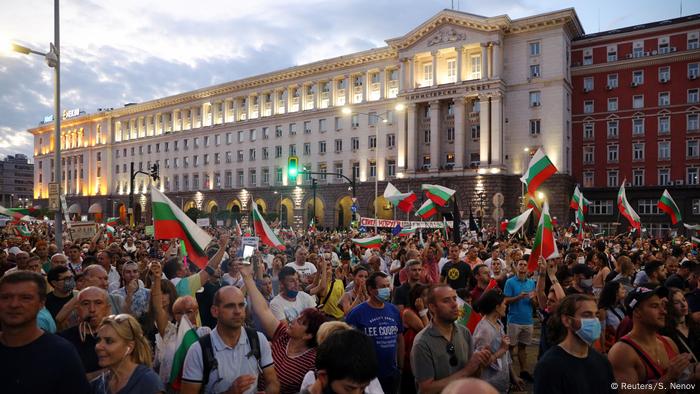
left=574, top=13, right=700, bottom=41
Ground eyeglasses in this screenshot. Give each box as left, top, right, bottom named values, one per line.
left=446, top=343, right=458, bottom=366
left=105, top=313, right=137, bottom=339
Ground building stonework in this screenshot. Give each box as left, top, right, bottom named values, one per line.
left=0, top=154, right=34, bottom=209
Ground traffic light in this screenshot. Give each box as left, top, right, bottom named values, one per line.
left=287, top=156, right=299, bottom=180
left=150, top=163, right=159, bottom=181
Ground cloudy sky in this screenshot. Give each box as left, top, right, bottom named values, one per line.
left=1, top=0, right=698, bottom=161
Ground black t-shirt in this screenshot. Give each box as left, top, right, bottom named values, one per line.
left=45, top=291, right=73, bottom=319
left=0, top=332, right=90, bottom=394
left=534, top=345, right=616, bottom=394
left=58, top=325, right=100, bottom=373
left=440, top=261, right=471, bottom=290
left=392, top=282, right=412, bottom=307
left=664, top=274, right=688, bottom=290
left=604, top=270, right=618, bottom=284
left=196, top=281, right=222, bottom=329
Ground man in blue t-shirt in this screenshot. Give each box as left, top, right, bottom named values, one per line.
left=346, top=271, right=404, bottom=394
left=504, top=259, right=536, bottom=382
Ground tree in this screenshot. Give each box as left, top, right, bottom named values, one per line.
left=185, top=207, right=204, bottom=222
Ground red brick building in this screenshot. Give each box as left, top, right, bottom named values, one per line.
left=571, top=14, right=700, bottom=235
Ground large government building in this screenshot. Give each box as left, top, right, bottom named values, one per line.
left=27, top=8, right=700, bottom=232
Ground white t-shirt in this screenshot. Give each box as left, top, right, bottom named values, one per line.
left=484, top=257, right=503, bottom=272
left=269, top=291, right=316, bottom=322
left=300, top=370, right=384, bottom=394
left=222, top=273, right=244, bottom=288
left=285, top=261, right=317, bottom=284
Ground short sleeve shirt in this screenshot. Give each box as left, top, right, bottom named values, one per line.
left=345, top=302, right=403, bottom=379
left=114, top=287, right=151, bottom=319
left=503, top=276, right=536, bottom=325
left=411, top=323, right=474, bottom=385
left=441, top=261, right=472, bottom=290
left=173, top=273, right=203, bottom=297
left=285, top=262, right=317, bottom=284
left=269, top=291, right=316, bottom=322
left=182, top=327, right=273, bottom=394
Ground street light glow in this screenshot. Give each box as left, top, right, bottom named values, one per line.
left=537, top=191, right=545, bottom=200
left=341, top=106, right=352, bottom=115
left=395, top=103, right=406, bottom=112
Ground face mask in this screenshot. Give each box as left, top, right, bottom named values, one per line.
left=581, top=278, right=593, bottom=288
left=285, top=289, right=299, bottom=299
left=574, top=317, right=601, bottom=345
left=377, top=287, right=391, bottom=302
left=62, top=277, right=76, bottom=293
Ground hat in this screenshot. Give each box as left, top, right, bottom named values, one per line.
left=625, top=286, right=669, bottom=311
left=571, top=263, right=595, bottom=278
left=8, top=246, right=22, bottom=255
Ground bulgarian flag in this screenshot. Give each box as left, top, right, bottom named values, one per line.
left=520, top=148, right=557, bottom=194
left=528, top=200, right=559, bottom=272
left=105, top=224, right=115, bottom=241
left=505, top=208, right=533, bottom=234
left=421, top=184, right=455, bottom=206
left=617, top=181, right=641, bottom=231
left=684, top=223, right=700, bottom=230
left=0, top=205, right=34, bottom=222
left=399, top=227, right=416, bottom=237
left=16, top=224, right=31, bottom=238
left=658, top=189, right=682, bottom=225
left=384, top=183, right=417, bottom=213
left=570, top=186, right=590, bottom=213
left=416, top=200, right=438, bottom=219
left=351, top=235, right=383, bottom=249
left=524, top=192, right=542, bottom=222
left=151, top=186, right=213, bottom=269
left=168, top=316, right=200, bottom=391
left=234, top=219, right=242, bottom=236
left=252, top=201, right=286, bottom=251
left=105, top=217, right=119, bottom=226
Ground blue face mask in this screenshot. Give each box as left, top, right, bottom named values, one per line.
left=285, top=289, right=299, bottom=299
left=574, top=317, right=601, bottom=345
left=377, top=287, right=391, bottom=302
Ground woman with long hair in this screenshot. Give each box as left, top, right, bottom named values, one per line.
left=92, top=313, right=164, bottom=393
left=400, top=284, right=430, bottom=394
left=661, top=287, right=700, bottom=362
left=597, top=280, right=627, bottom=353
left=339, top=264, right=370, bottom=315
left=591, top=252, right=610, bottom=297
left=473, top=289, right=525, bottom=393
left=611, top=255, right=635, bottom=293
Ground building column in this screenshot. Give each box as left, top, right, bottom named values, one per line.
left=379, top=68, right=385, bottom=100
left=453, top=97, right=466, bottom=170
left=317, top=81, right=324, bottom=108
left=431, top=51, right=438, bottom=86
left=491, top=41, right=502, bottom=79
left=408, top=57, right=415, bottom=89
left=406, top=103, right=417, bottom=173
left=456, top=46, right=463, bottom=83
left=481, top=44, right=489, bottom=80
left=479, top=94, right=491, bottom=168
left=399, top=59, right=406, bottom=92
left=345, top=75, right=352, bottom=105
left=429, top=100, right=440, bottom=171
left=366, top=71, right=371, bottom=102
left=490, top=92, right=503, bottom=167
left=397, top=103, right=407, bottom=169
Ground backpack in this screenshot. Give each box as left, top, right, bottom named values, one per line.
left=199, top=326, right=261, bottom=393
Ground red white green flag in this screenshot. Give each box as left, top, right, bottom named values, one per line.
left=527, top=201, right=559, bottom=272
left=168, top=316, right=200, bottom=391
left=617, top=181, right=641, bottom=231
left=0, top=205, right=35, bottom=222
left=421, top=184, right=455, bottom=206
left=384, top=183, right=418, bottom=213
left=658, top=189, right=682, bottom=225
left=399, top=227, right=416, bottom=237
left=416, top=200, right=438, bottom=219
left=505, top=208, right=533, bottom=234
left=524, top=192, right=542, bottom=222
left=16, top=224, right=31, bottom=237
left=684, top=223, right=700, bottom=231
left=570, top=186, right=590, bottom=213
left=351, top=235, right=383, bottom=249
left=252, top=201, right=286, bottom=251
left=151, top=186, right=213, bottom=269
left=105, top=217, right=119, bottom=226
left=520, top=148, right=557, bottom=194
left=233, top=219, right=242, bottom=236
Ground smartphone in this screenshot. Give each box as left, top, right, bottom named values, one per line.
left=577, top=256, right=585, bottom=265
left=241, top=245, right=255, bottom=264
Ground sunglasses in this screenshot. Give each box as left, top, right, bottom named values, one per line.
left=104, top=313, right=137, bottom=338
left=446, top=343, right=458, bottom=366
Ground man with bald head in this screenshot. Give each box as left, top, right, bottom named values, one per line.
left=181, top=286, right=278, bottom=394
left=81, top=265, right=125, bottom=315
left=443, top=378, right=499, bottom=394
left=173, top=295, right=200, bottom=325
left=58, top=286, right=112, bottom=378
left=50, top=253, right=68, bottom=270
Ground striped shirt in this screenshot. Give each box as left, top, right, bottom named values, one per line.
left=271, top=323, right=316, bottom=394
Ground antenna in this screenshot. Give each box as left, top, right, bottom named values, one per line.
left=451, top=0, right=454, bottom=10
left=598, top=8, right=601, bottom=33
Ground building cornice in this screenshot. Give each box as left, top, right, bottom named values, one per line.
left=571, top=49, right=700, bottom=76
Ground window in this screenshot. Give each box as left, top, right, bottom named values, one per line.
left=607, top=120, right=619, bottom=138
left=289, top=144, right=296, bottom=156
left=335, top=139, right=343, bottom=153
left=225, top=152, right=232, bottom=164
left=470, top=54, right=481, bottom=79
left=276, top=168, right=283, bottom=185
left=289, top=123, right=297, bottom=135
left=262, top=127, right=269, bottom=139
left=304, top=121, right=311, bottom=134
left=690, top=89, right=700, bottom=104
left=422, top=155, right=431, bottom=168
left=583, top=123, right=594, bottom=140
left=368, top=112, right=378, bottom=126
left=659, top=116, right=670, bottom=134
left=529, top=41, right=540, bottom=56
left=583, top=77, right=594, bottom=91
left=183, top=175, right=189, bottom=191
left=633, top=118, right=645, bottom=135
left=658, top=66, right=670, bottom=82
left=471, top=125, right=480, bottom=140
left=351, top=137, right=359, bottom=151
left=352, top=162, right=360, bottom=179
left=194, top=137, right=199, bottom=149
left=529, top=119, right=541, bottom=136
left=192, top=174, right=199, bottom=189
left=447, top=58, right=457, bottom=82
left=530, top=64, right=540, bottom=78
left=335, top=117, right=342, bottom=131
left=386, top=133, right=395, bottom=148
left=237, top=131, right=244, bottom=143
left=224, top=172, right=232, bottom=188
left=249, top=129, right=256, bottom=141
left=275, top=125, right=283, bottom=138
left=249, top=149, right=256, bottom=161
left=446, top=127, right=455, bottom=142
left=590, top=200, right=613, bottom=215
left=584, top=100, right=594, bottom=113
left=608, top=145, right=619, bottom=162
left=638, top=199, right=661, bottom=215
left=193, top=155, right=199, bottom=167
left=262, top=147, right=269, bottom=160
left=319, top=119, right=327, bottom=133
left=658, top=168, right=671, bottom=186
left=607, top=74, right=618, bottom=89
left=236, top=171, right=244, bottom=187
left=583, top=49, right=593, bottom=65
left=237, top=150, right=244, bottom=162
left=262, top=168, right=269, bottom=185
left=658, top=142, right=671, bottom=160
left=633, top=41, right=644, bottom=58
left=607, top=171, right=619, bottom=188
left=688, top=140, right=700, bottom=158
left=658, top=37, right=670, bottom=54
left=583, top=172, right=594, bottom=188
left=351, top=114, right=359, bottom=128
left=607, top=45, right=617, bottom=62
left=633, top=95, right=644, bottom=109
left=369, top=161, right=376, bottom=178
left=249, top=170, right=256, bottom=186
left=633, top=143, right=645, bottom=161
left=174, top=141, right=179, bottom=151
left=334, top=163, right=343, bottom=179
left=303, top=143, right=311, bottom=156
left=607, top=98, right=618, bottom=111
left=275, top=146, right=282, bottom=158
left=689, top=168, right=700, bottom=185
left=688, top=32, right=699, bottom=49
left=318, top=140, right=327, bottom=154
left=386, top=159, right=396, bottom=177
left=694, top=199, right=700, bottom=215
left=689, top=114, right=700, bottom=131
left=423, top=63, right=433, bottom=85
left=529, top=91, right=541, bottom=107
left=368, top=135, right=377, bottom=149
left=632, top=70, right=644, bottom=85
left=689, top=63, right=699, bottom=79
left=583, top=146, right=594, bottom=164
left=658, top=92, right=670, bottom=106
left=633, top=169, right=645, bottom=187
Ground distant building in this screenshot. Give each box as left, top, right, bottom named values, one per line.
left=0, top=154, right=34, bottom=208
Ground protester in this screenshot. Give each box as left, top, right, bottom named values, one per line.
left=401, top=283, right=430, bottom=394
left=597, top=280, right=627, bottom=353
left=45, top=265, right=76, bottom=319
left=440, top=244, right=471, bottom=290
left=270, top=266, right=317, bottom=322
left=535, top=257, right=566, bottom=359
left=503, top=259, right=536, bottom=382
left=661, top=287, right=699, bottom=360
left=393, top=259, right=424, bottom=310
left=339, top=264, right=369, bottom=315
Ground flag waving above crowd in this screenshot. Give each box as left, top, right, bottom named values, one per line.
left=383, top=182, right=417, bottom=213
left=520, top=148, right=557, bottom=194
left=252, top=200, right=286, bottom=251
left=658, top=189, right=682, bottom=225
left=617, top=181, right=642, bottom=231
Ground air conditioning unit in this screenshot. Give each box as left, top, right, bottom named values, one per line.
left=421, top=164, right=431, bottom=170
left=583, top=88, right=591, bottom=93
left=631, top=82, right=639, bottom=87
left=667, top=181, right=674, bottom=186
left=670, top=47, right=677, bottom=52
left=533, top=102, right=541, bottom=107
left=606, top=85, right=614, bottom=90
left=626, top=53, right=633, bottom=59
left=660, top=78, right=668, bottom=83
left=652, top=50, right=658, bottom=55
left=689, top=75, right=698, bottom=80
left=532, top=72, right=540, bottom=78
left=675, top=180, right=684, bottom=185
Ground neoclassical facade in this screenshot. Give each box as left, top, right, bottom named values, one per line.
left=29, top=8, right=583, bottom=227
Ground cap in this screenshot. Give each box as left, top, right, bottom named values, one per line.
left=8, top=246, right=22, bottom=255
left=571, top=263, right=595, bottom=278
left=625, top=286, right=669, bottom=311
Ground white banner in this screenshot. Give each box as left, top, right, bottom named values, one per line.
left=241, top=236, right=259, bottom=248
left=69, top=222, right=97, bottom=240
left=196, top=218, right=210, bottom=227
left=359, top=217, right=448, bottom=229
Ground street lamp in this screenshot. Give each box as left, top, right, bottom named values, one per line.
left=6, top=0, right=62, bottom=249
left=342, top=103, right=404, bottom=233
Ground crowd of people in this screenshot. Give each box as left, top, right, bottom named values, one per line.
left=0, top=218, right=699, bottom=394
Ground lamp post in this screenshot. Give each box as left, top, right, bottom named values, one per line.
left=8, top=0, right=62, bottom=249
left=342, top=103, right=404, bottom=233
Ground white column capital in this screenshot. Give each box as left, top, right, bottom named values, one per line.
left=453, top=96, right=467, bottom=104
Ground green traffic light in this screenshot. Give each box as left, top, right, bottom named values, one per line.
left=288, top=156, right=299, bottom=179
